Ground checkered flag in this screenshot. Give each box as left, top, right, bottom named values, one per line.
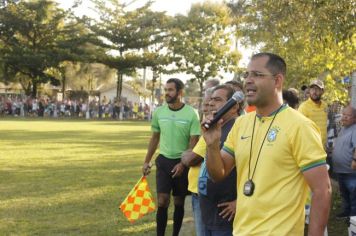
left=119, top=176, right=156, bottom=222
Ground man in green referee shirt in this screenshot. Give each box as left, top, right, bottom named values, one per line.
left=142, top=78, right=200, bottom=236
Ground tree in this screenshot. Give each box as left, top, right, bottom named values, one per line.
left=168, top=1, right=241, bottom=105
left=47, top=61, right=117, bottom=96
left=85, top=0, right=171, bottom=101
left=233, top=0, right=355, bottom=103
left=0, top=0, right=90, bottom=96
left=127, top=77, right=151, bottom=99
left=185, top=79, right=200, bottom=98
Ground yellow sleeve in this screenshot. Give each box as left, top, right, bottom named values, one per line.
left=192, top=136, right=207, bottom=158
left=291, top=119, right=326, bottom=171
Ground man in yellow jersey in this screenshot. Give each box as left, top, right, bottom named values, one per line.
left=298, top=79, right=328, bottom=147
left=202, top=53, right=331, bottom=235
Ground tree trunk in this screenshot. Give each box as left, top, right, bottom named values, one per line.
left=23, top=81, right=32, bottom=96
left=31, top=81, right=37, bottom=98
left=60, top=67, right=66, bottom=100
left=198, top=80, right=204, bottom=121
left=116, top=72, right=123, bottom=101
left=149, top=73, right=157, bottom=122
left=62, top=76, right=66, bottom=100
left=351, top=71, right=356, bottom=109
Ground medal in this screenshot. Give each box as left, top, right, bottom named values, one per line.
left=243, top=179, right=255, bottom=196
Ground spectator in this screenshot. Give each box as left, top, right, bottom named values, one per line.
left=198, top=85, right=240, bottom=235
left=298, top=80, right=328, bottom=148
left=181, top=86, right=214, bottom=236
left=282, top=88, right=300, bottom=109
left=332, top=105, right=356, bottom=218
left=204, top=78, right=220, bottom=92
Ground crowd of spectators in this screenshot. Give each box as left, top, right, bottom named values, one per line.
left=0, top=94, right=151, bottom=120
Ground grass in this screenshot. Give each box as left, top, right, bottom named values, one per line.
left=0, top=118, right=350, bottom=235
left=0, top=119, right=160, bottom=235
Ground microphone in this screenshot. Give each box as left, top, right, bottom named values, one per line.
left=203, top=91, right=244, bottom=129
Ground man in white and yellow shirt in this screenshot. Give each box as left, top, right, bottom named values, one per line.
left=298, top=79, right=328, bottom=147
left=202, top=53, right=331, bottom=235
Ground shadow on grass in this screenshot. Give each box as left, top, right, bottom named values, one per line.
left=1, top=164, right=159, bottom=235
left=1, top=129, right=150, bottom=150
left=0, top=183, right=158, bottom=235
left=1, top=153, right=151, bottom=200
left=0, top=117, right=150, bottom=126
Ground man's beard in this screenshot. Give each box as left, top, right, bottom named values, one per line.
left=166, top=94, right=178, bottom=104
left=310, top=95, right=321, bottom=102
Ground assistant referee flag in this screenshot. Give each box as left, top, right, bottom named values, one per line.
left=119, top=176, right=156, bottom=222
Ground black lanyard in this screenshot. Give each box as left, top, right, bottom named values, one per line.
left=247, top=105, right=283, bottom=181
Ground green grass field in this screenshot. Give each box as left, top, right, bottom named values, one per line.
left=0, top=119, right=350, bottom=235
left=0, top=119, right=161, bottom=235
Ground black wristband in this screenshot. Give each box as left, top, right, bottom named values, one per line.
left=353, top=158, right=356, bottom=162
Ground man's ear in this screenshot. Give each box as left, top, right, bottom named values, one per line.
left=274, top=73, right=284, bottom=89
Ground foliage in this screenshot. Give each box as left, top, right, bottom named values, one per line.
left=127, top=77, right=151, bottom=98
left=85, top=0, right=171, bottom=99
left=0, top=0, right=353, bottom=105
left=184, top=79, right=200, bottom=97
left=168, top=2, right=241, bottom=99
left=231, top=0, right=355, bottom=103
left=57, top=62, right=116, bottom=91
left=0, top=0, right=90, bottom=96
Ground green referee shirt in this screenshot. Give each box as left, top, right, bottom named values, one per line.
left=151, top=104, right=201, bottom=159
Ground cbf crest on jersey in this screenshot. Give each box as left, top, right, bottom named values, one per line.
left=267, top=127, right=280, bottom=142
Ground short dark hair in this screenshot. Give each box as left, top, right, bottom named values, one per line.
left=252, top=52, right=286, bottom=76
left=212, top=84, right=234, bottom=100
left=166, top=78, right=184, bottom=91
left=282, top=89, right=299, bottom=109
left=301, top=85, right=308, bottom=91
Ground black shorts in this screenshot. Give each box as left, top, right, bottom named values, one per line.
left=155, top=154, right=189, bottom=196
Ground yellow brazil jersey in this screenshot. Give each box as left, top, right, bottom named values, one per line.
left=298, top=98, right=328, bottom=146
left=222, top=106, right=326, bottom=236
left=188, top=137, right=207, bottom=193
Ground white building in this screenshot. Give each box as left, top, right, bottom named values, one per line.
left=98, top=82, right=142, bottom=103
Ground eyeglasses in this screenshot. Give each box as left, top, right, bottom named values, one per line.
left=242, top=71, right=276, bottom=79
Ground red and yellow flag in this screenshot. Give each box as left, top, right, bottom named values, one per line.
left=119, top=176, right=156, bottom=223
